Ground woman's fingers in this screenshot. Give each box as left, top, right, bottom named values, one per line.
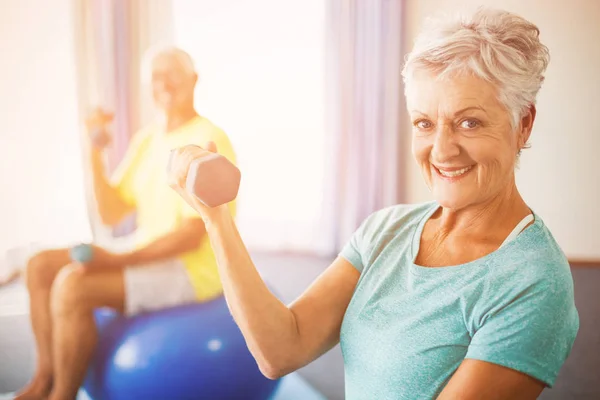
left=203, top=140, right=218, bottom=153
left=168, top=145, right=212, bottom=191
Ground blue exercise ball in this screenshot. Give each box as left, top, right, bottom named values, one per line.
left=82, top=296, right=281, bottom=400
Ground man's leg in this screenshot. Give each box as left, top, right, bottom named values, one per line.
left=47, top=264, right=125, bottom=400
left=15, top=249, right=71, bottom=400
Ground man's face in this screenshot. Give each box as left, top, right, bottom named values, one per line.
left=151, top=55, right=197, bottom=113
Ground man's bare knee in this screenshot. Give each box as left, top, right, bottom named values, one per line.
left=50, top=265, right=89, bottom=317
left=25, top=251, right=60, bottom=290
left=24, top=248, right=71, bottom=291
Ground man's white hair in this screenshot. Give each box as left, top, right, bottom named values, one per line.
left=402, top=7, right=550, bottom=130
left=141, top=44, right=197, bottom=82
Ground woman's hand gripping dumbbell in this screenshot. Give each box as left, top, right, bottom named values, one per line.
left=167, top=142, right=241, bottom=219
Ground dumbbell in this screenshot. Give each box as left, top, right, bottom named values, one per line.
left=168, top=147, right=241, bottom=208
left=90, top=127, right=111, bottom=149
left=70, top=243, right=93, bottom=263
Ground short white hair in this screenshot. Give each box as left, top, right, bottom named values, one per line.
left=141, top=44, right=197, bottom=82
left=402, top=7, right=550, bottom=129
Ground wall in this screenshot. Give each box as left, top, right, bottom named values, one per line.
left=402, top=0, right=600, bottom=260
left=0, top=0, right=91, bottom=254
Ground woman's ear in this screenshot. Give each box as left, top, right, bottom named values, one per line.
left=518, top=105, right=537, bottom=150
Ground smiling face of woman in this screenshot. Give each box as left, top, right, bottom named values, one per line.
left=408, top=72, right=527, bottom=211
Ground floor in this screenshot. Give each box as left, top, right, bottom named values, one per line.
left=1, top=253, right=599, bottom=399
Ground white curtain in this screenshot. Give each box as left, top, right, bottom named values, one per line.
left=322, top=0, right=405, bottom=254
left=0, top=0, right=90, bottom=257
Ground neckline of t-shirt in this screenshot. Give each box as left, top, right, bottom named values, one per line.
left=157, top=115, right=204, bottom=137
left=409, top=202, right=544, bottom=275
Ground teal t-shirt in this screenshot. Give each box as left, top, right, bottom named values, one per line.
left=339, top=202, right=579, bottom=399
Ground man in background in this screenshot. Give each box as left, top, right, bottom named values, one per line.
left=15, top=46, right=236, bottom=400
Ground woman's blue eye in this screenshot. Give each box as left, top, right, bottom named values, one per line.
left=460, top=119, right=479, bottom=129
left=416, top=120, right=433, bottom=129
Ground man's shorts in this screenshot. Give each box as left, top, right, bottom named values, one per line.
left=123, top=258, right=197, bottom=316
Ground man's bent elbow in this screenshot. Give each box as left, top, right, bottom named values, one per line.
left=97, top=205, right=128, bottom=227
left=181, top=218, right=207, bottom=246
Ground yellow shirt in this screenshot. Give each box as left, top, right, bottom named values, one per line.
left=111, top=116, right=236, bottom=301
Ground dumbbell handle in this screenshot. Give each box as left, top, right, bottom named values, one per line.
left=168, top=148, right=241, bottom=208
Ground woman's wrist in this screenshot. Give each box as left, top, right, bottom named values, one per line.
left=202, top=205, right=233, bottom=232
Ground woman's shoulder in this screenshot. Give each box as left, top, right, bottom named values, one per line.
left=488, top=216, right=573, bottom=292
left=340, top=202, right=436, bottom=272
left=352, top=201, right=437, bottom=248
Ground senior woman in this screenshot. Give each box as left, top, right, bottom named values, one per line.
left=169, top=7, right=578, bottom=399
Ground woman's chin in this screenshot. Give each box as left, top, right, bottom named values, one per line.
left=432, top=190, right=473, bottom=211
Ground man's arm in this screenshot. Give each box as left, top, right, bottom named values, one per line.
left=90, top=149, right=135, bottom=226
left=121, top=218, right=206, bottom=266
left=85, top=109, right=135, bottom=226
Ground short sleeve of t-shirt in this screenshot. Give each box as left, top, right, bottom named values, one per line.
left=339, top=211, right=387, bottom=273
left=466, top=267, right=579, bottom=387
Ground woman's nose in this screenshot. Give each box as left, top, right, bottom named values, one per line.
left=431, top=126, right=460, bottom=163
